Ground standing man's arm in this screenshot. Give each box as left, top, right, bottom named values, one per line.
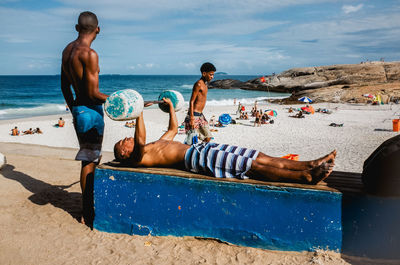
left=84, top=50, right=108, bottom=104
left=61, top=67, right=74, bottom=110
left=132, top=112, right=146, bottom=162
left=188, top=82, right=201, bottom=128
left=160, top=98, right=178, bottom=140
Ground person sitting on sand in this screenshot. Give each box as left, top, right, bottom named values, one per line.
left=244, top=112, right=249, bottom=120
left=34, top=127, right=43, bottom=134
left=11, top=126, right=20, bottom=136
left=58, top=117, right=65, bottom=127
left=114, top=98, right=336, bottom=185
left=290, top=110, right=304, bottom=119
left=23, top=128, right=34, bottom=135
left=261, top=113, right=269, bottom=124
left=296, top=110, right=304, bottom=118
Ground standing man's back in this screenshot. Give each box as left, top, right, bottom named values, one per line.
left=184, top=62, right=216, bottom=143
left=61, top=11, right=108, bottom=226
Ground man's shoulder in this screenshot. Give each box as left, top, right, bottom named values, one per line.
left=63, top=42, right=97, bottom=59
left=193, top=79, right=207, bottom=91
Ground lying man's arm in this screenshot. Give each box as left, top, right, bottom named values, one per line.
left=132, top=112, right=146, bottom=163
left=159, top=98, right=178, bottom=141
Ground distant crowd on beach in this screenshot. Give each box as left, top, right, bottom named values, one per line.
left=11, top=126, right=42, bottom=136
left=10, top=117, right=66, bottom=136
left=236, top=101, right=274, bottom=126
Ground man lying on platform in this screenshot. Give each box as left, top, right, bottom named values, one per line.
left=114, top=98, right=336, bottom=184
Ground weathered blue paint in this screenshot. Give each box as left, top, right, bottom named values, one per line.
left=93, top=168, right=342, bottom=252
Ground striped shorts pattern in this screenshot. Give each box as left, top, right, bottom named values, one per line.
left=184, top=143, right=259, bottom=179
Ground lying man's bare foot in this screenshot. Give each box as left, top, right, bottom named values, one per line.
left=309, top=160, right=335, bottom=184
left=309, top=150, right=336, bottom=169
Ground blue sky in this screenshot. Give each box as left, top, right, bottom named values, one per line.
left=0, top=0, right=399, bottom=75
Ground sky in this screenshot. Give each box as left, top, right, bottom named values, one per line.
left=0, top=0, right=399, bottom=75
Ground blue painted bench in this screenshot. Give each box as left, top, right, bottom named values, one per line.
left=93, top=164, right=400, bottom=260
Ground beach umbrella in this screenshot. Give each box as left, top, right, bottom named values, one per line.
left=218, top=114, right=232, bottom=126
left=265, top=109, right=277, bottom=117
left=298, top=96, right=312, bottom=103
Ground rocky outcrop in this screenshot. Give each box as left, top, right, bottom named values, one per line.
left=209, top=61, right=400, bottom=103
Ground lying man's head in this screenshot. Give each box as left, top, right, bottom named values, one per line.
left=114, top=137, right=135, bottom=162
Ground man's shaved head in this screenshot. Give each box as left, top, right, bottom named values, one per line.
left=77, top=11, right=98, bottom=34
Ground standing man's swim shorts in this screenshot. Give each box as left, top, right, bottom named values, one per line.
left=184, top=112, right=212, bottom=141
left=71, top=105, right=104, bottom=163
left=184, top=142, right=259, bottom=179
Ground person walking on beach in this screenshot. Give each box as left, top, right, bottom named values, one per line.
left=114, top=98, right=336, bottom=184
left=184, top=62, right=216, bottom=143
left=237, top=102, right=242, bottom=115
left=61, top=11, right=109, bottom=226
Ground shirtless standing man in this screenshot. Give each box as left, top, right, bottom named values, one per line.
left=114, top=98, right=336, bottom=185
left=61, top=11, right=109, bottom=225
left=184, top=62, right=216, bottom=143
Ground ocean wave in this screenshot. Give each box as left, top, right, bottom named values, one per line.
left=180, top=84, right=192, bottom=89
left=0, top=104, right=68, bottom=120
left=0, top=102, right=19, bottom=108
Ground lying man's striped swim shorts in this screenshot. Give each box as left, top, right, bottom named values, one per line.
left=184, top=142, right=259, bottom=179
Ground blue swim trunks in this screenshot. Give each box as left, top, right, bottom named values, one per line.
left=71, top=105, right=104, bottom=163
left=184, top=142, right=259, bottom=179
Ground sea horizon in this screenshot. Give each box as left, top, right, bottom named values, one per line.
left=0, top=74, right=289, bottom=120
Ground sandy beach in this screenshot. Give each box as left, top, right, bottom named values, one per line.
left=1, top=102, right=398, bottom=172
left=1, top=102, right=399, bottom=264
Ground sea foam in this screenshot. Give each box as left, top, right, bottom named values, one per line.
left=0, top=104, right=68, bottom=120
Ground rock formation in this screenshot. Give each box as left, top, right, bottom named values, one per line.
left=209, top=61, right=400, bottom=103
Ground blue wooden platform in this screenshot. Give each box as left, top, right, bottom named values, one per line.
left=93, top=164, right=400, bottom=260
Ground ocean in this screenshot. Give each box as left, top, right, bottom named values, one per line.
left=0, top=75, right=289, bottom=120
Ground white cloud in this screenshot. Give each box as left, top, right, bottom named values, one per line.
left=54, top=0, right=335, bottom=21
left=192, top=20, right=287, bottom=36
left=342, top=4, right=364, bottom=14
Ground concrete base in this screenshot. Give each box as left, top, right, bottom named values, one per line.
left=93, top=165, right=400, bottom=259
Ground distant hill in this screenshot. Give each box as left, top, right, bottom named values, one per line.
left=215, top=72, right=228, bottom=75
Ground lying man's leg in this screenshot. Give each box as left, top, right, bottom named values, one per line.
left=247, top=151, right=336, bottom=184
left=255, top=150, right=336, bottom=171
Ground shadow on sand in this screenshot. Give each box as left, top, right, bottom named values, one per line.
left=1, top=164, right=82, bottom=222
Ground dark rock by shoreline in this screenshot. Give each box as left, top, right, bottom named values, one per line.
left=209, top=61, right=400, bottom=104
